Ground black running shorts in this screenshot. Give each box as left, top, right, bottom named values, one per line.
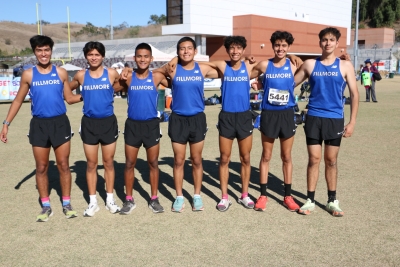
left=304, top=115, right=344, bottom=146
left=124, top=118, right=160, bottom=148
left=168, top=112, right=207, bottom=144
left=29, top=114, right=71, bottom=148
left=260, top=108, right=296, bottom=139
left=218, top=110, right=253, bottom=140
left=80, top=114, right=119, bottom=145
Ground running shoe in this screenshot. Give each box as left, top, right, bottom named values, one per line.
left=254, top=195, right=268, bottom=211
left=217, top=198, right=232, bottom=212
left=298, top=198, right=316, bottom=215
left=148, top=198, right=164, bottom=213
left=172, top=197, right=185, bottom=213
left=83, top=202, right=100, bottom=217
left=36, top=206, right=53, bottom=222
left=62, top=204, right=78, bottom=219
left=105, top=199, right=121, bottom=214
left=120, top=199, right=136, bottom=215
left=192, top=195, right=204, bottom=211
left=325, top=200, right=344, bottom=217
left=283, top=196, right=300, bottom=212
left=238, top=196, right=255, bottom=209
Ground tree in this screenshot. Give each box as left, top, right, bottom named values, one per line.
left=125, top=26, right=140, bottom=38
left=148, top=14, right=166, bottom=25
left=383, top=3, right=396, bottom=26
left=371, top=6, right=384, bottom=27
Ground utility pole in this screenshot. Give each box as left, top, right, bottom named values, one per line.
left=353, top=0, right=360, bottom=70
left=110, top=0, right=113, bottom=40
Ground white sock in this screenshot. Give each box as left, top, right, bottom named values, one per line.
left=176, top=195, right=184, bottom=199
left=194, top=194, right=201, bottom=198
left=106, top=193, right=114, bottom=202
left=89, top=195, right=97, bottom=204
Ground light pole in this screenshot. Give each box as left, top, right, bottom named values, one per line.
left=373, top=44, right=377, bottom=62
left=353, top=0, right=360, bottom=70
left=389, top=48, right=392, bottom=73
left=110, top=0, right=113, bottom=40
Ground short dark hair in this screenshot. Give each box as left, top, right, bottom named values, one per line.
left=83, top=41, right=105, bottom=58
left=135, top=43, right=152, bottom=55
left=318, top=27, right=341, bottom=41
left=270, top=31, right=294, bottom=46
left=29, top=35, right=54, bottom=51
left=176, top=37, right=197, bottom=53
left=223, top=36, right=247, bottom=50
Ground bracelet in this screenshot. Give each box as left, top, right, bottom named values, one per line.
left=3, top=120, right=10, bottom=126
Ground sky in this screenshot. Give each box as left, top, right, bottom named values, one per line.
left=1, top=0, right=166, bottom=27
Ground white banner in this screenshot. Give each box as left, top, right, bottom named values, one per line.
left=0, top=76, right=11, bottom=100
left=204, top=78, right=221, bottom=88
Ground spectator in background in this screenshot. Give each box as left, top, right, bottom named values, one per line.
left=361, top=59, right=378, bottom=103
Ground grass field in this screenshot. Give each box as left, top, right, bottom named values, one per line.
left=0, top=77, right=399, bottom=266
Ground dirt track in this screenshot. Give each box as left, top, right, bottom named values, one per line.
left=0, top=77, right=399, bottom=266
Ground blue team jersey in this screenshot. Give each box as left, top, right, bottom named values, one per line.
left=81, top=67, right=114, bottom=118
left=171, top=62, right=204, bottom=116
left=308, top=58, right=347, bottom=119
left=262, top=58, right=295, bottom=111
left=29, top=65, right=66, bottom=118
left=221, top=61, right=250, bottom=112
left=127, top=71, right=158, bottom=121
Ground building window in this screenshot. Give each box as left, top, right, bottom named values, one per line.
left=166, top=0, right=183, bottom=25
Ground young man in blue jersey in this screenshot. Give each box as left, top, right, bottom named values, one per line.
left=152, top=37, right=219, bottom=212
left=70, top=42, right=122, bottom=216
left=294, top=27, right=359, bottom=216
left=249, top=31, right=300, bottom=212
left=115, top=43, right=169, bottom=214
left=0, top=35, right=82, bottom=222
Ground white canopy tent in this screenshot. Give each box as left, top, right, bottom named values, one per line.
left=124, top=44, right=209, bottom=62
left=60, top=63, right=82, bottom=71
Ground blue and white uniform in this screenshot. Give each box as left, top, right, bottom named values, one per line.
left=81, top=67, right=114, bottom=118
left=262, top=58, right=295, bottom=111
left=308, top=57, right=346, bottom=119
left=29, top=65, right=66, bottom=118
left=127, top=71, right=158, bottom=121
left=221, top=61, right=250, bottom=112
left=168, top=62, right=207, bottom=144
left=217, top=61, right=253, bottom=140
left=28, top=65, right=71, bottom=148
left=80, top=67, right=118, bottom=145
left=171, top=62, right=204, bottom=116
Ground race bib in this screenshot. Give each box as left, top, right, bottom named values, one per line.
left=268, top=88, right=289, bottom=105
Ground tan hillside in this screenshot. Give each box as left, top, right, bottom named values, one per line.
left=0, top=21, right=162, bottom=54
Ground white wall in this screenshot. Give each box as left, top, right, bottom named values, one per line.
left=163, top=0, right=352, bottom=45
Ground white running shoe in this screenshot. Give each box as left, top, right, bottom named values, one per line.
left=238, top=196, right=255, bottom=209
left=105, top=199, right=121, bottom=214
left=83, top=202, right=100, bottom=217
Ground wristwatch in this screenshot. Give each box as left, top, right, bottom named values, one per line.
left=3, top=120, right=10, bottom=126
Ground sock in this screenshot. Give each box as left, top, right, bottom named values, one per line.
left=241, top=192, right=248, bottom=199
left=41, top=197, right=50, bottom=207
left=222, top=194, right=229, bottom=200
left=151, top=196, right=158, bottom=200
left=89, top=195, right=97, bottom=204
left=176, top=195, right=184, bottom=199
left=307, top=191, right=315, bottom=203
left=126, top=195, right=133, bottom=201
left=328, top=190, right=336, bottom=203
left=284, top=183, right=292, bottom=197
left=260, top=184, right=267, bottom=196
left=62, top=196, right=70, bottom=206
left=193, top=194, right=201, bottom=198
left=106, top=193, right=114, bottom=202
